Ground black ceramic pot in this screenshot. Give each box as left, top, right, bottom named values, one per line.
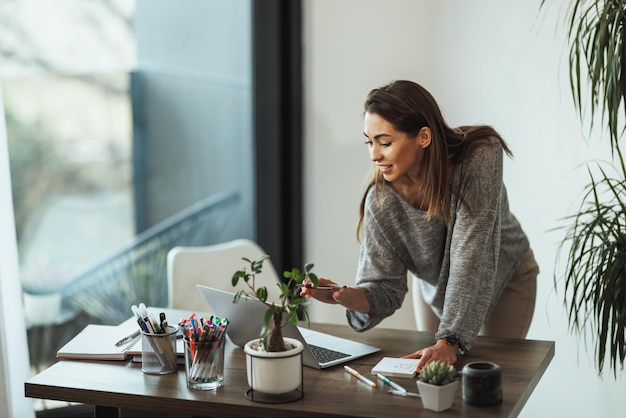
left=461, top=362, right=502, bottom=406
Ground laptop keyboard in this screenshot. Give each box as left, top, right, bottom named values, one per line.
left=308, top=344, right=351, bottom=364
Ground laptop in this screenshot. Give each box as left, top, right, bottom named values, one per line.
left=196, top=285, right=381, bottom=369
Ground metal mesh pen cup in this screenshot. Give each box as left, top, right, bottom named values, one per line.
left=140, top=325, right=178, bottom=375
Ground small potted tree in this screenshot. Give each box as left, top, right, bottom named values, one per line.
left=416, top=360, right=459, bottom=412
left=231, top=254, right=318, bottom=401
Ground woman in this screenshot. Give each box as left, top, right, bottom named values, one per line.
left=301, top=80, right=538, bottom=370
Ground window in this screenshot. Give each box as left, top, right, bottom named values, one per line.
left=1, top=1, right=303, bottom=415
left=1, top=0, right=254, bottom=412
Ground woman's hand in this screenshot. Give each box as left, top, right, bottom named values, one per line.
left=402, top=339, right=458, bottom=371
left=300, top=278, right=371, bottom=313
left=300, top=278, right=341, bottom=304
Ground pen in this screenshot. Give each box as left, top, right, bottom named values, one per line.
left=115, top=329, right=140, bottom=347
left=344, top=365, right=377, bottom=388
left=388, top=389, right=421, bottom=398
left=138, top=303, right=156, bottom=333
left=136, top=317, right=149, bottom=333
left=304, top=283, right=346, bottom=290
left=131, top=304, right=142, bottom=320
left=159, top=312, right=169, bottom=333
left=376, top=373, right=407, bottom=393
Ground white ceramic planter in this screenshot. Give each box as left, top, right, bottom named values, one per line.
left=417, top=379, right=458, bottom=412
left=244, top=337, right=304, bottom=395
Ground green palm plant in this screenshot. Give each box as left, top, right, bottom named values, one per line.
left=544, top=0, right=626, bottom=377
left=563, top=0, right=626, bottom=152
left=558, top=144, right=626, bottom=376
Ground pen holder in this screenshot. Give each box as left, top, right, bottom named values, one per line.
left=140, top=325, right=178, bottom=375
left=184, top=336, right=225, bottom=390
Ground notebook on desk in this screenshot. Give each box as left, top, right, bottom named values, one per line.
left=196, top=285, right=381, bottom=369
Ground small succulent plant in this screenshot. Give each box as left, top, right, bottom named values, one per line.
left=418, top=360, right=457, bottom=385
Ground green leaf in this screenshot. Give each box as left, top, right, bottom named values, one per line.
left=288, top=309, right=299, bottom=325
left=263, top=308, right=274, bottom=327
left=231, top=270, right=242, bottom=287
left=233, top=290, right=243, bottom=303
left=279, top=282, right=290, bottom=299
left=256, top=286, right=268, bottom=302
left=251, top=254, right=270, bottom=274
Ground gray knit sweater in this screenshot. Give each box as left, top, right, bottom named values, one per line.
left=346, top=141, right=530, bottom=352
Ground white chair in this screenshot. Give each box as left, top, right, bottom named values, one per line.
left=167, top=238, right=281, bottom=311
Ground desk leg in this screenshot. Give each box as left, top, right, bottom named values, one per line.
left=94, top=405, right=120, bottom=418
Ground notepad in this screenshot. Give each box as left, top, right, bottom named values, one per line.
left=56, top=324, right=137, bottom=361
left=371, top=357, right=420, bottom=378
left=56, top=308, right=199, bottom=362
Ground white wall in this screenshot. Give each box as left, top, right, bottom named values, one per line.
left=303, top=0, right=625, bottom=416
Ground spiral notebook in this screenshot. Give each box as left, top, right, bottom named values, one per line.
left=57, top=308, right=188, bottom=363
left=56, top=323, right=138, bottom=361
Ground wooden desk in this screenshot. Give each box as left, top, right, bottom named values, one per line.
left=25, top=323, right=554, bottom=418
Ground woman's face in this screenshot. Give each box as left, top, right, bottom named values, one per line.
left=363, top=112, right=430, bottom=184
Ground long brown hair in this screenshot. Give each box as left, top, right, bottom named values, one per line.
left=357, top=80, right=512, bottom=239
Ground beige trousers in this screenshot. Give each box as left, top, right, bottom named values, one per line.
left=413, top=249, right=538, bottom=339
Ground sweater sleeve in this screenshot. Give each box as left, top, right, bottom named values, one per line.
left=435, top=143, right=504, bottom=351
left=346, top=190, right=409, bottom=331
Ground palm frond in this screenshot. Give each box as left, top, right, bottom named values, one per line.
left=557, top=142, right=626, bottom=377
left=565, top=0, right=626, bottom=152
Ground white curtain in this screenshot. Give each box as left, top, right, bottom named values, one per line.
left=0, top=72, right=35, bottom=418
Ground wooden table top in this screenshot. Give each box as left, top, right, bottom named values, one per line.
left=25, top=323, right=554, bottom=418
